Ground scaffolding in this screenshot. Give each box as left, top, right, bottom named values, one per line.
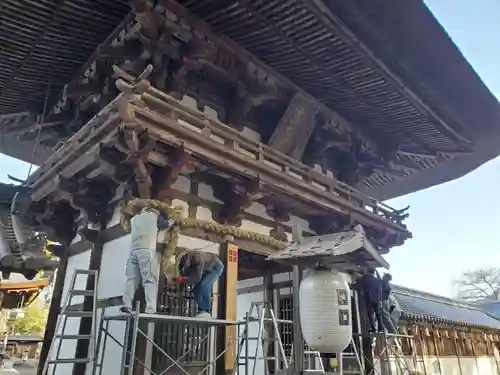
left=62, top=225, right=424, bottom=375
left=93, top=306, right=238, bottom=375
left=52, top=282, right=423, bottom=375
left=366, top=332, right=415, bottom=375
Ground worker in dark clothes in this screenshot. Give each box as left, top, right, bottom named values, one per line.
left=381, top=273, right=392, bottom=302
left=380, top=273, right=398, bottom=333
left=172, top=250, right=224, bottom=318
left=359, top=268, right=384, bottom=333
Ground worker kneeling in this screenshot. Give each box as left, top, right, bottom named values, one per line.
left=172, top=250, right=224, bottom=318
left=121, top=207, right=174, bottom=314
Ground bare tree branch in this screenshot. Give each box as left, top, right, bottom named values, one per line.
left=453, top=267, right=500, bottom=301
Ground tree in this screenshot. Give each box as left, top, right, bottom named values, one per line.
left=454, top=267, right=500, bottom=301
left=13, top=301, right=48, bottom=335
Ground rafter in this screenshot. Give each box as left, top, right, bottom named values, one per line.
left=307, top=0, right=472, bottom=147
left=268, top=93, right=319, bottom=160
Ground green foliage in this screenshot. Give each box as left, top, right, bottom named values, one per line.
left=13, top=302, right=48, bottom=335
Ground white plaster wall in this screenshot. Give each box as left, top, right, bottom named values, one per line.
left=48, top=249, right=91, bottom=375
left=95, top=305, right=128, bottom=375
left=97, top=234, right=131, bottom=300
left=179, top=93, right=260, bottom=143
left=237, top=288, right=265, bottom=375
left=61, top=249, right=92, bottom=307
left=380, top=356, right=498, bottom=375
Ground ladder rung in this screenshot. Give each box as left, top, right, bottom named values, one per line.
left=64, top=310, right=94, bottom=318
left=56, top=334, right=93, bottom=340
left=75, top=270, right=98, bottom=275
left=70, top=289, right=95, bottom=296
left=246, top=337, right=275, bottom=341
left=49, top=358, right=91, bottom=364
left=246, top=356, right=276, bottom=360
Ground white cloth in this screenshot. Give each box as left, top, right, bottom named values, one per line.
left=123, top=211, right=161, bottom=313
left=123, top=248, right=159, bottom=313
left=130, top=211, right=159, bottom=251
left=388, top=294, right=402, bottom=327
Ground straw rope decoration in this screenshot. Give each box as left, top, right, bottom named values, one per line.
left=120, top=198, right=288, bottom=278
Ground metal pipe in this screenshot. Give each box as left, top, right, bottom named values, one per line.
left=127, top=302, right=141, bottom=375
left=291, top=265, right=304, bottom=373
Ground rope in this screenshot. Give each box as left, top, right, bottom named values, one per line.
left=26, top=78, right=52, bottom=180
left=120, top=198, right=289, bottom=278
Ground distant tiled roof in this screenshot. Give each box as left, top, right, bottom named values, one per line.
left=393, top=285, right=500, bottom=330
left=477, top=301, right=500, bottom=319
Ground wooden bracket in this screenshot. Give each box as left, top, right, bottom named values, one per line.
left=215, top=179, right=262, bottom=225
left=154, top=148, right=196, bottom=201
left=266, top=204, right=290, bottom=241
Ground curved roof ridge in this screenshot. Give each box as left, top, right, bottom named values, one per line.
left=392, top=284, right=481, bottom=311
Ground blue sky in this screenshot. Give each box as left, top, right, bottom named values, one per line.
left=386, top=0, right=500, bottom=296
left=0, top=1, right=499, bottom=297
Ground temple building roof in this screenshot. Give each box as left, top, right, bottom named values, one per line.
left=0, top=1, right=498, bottom=199
left=0, top=274, right=48, bottom=309
left=393, top=285, right=500, bottom=330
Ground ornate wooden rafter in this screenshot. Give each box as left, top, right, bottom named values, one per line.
left=24, top=71, right=411, bottom=250
left=0, top=0, right=454, bottom=192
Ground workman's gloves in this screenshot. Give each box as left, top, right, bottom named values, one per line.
left=172, top=276, right=186, bottom=284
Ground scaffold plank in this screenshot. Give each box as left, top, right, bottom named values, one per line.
left=103, top=312, right=238, bottom=326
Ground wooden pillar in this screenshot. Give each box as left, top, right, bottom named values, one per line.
left=431, top=328, right=442, bottom=374
left=469, top=333, right=480, bottom=375
left=451, top=329, right=464, bottom=375
left=216, top=240, right=238, bottom=375
left=37, top=253, right=69, bottom=375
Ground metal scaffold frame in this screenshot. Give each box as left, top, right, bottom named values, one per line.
left=365, top=332, right=415, bottom=375
left=92, top=304, right=239, bottom=375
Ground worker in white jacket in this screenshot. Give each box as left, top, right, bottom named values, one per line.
left=121, top=207, right=174, bottom=314
left=387, top=293, right=402, bottom=331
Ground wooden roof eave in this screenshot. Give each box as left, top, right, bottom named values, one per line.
left=306, top=0, right=472, bottom=148
left=131, top=86, right=410, bottom=236
left=401, top=311, right=500, bottom=332
left=0, top=278, right=49, bottom=292
left=364, top=129, right=500, bottom=200
left=27, top=82, right=411, bottom=248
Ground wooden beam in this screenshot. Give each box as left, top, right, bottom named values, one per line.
left=268, top=93, right=319, bottom=160
left=216, top=241, right=239, bottom=374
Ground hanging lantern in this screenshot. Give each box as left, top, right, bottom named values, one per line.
left=299, top=268, right=352, bottom=353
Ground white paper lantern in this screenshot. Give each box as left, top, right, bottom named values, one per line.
left=299, top=269, right=352, bottom=353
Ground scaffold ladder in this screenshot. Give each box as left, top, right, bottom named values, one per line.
left=375, top=332, right=412, bottom=375
left=340, top=338, right=365, bottom=375
left=41, top=269, right=99, bottom=375
left=234, top=301, right=289, bottom=375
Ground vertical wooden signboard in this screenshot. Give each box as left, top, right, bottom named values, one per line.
left=224, top=243, right=238, bottom=371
